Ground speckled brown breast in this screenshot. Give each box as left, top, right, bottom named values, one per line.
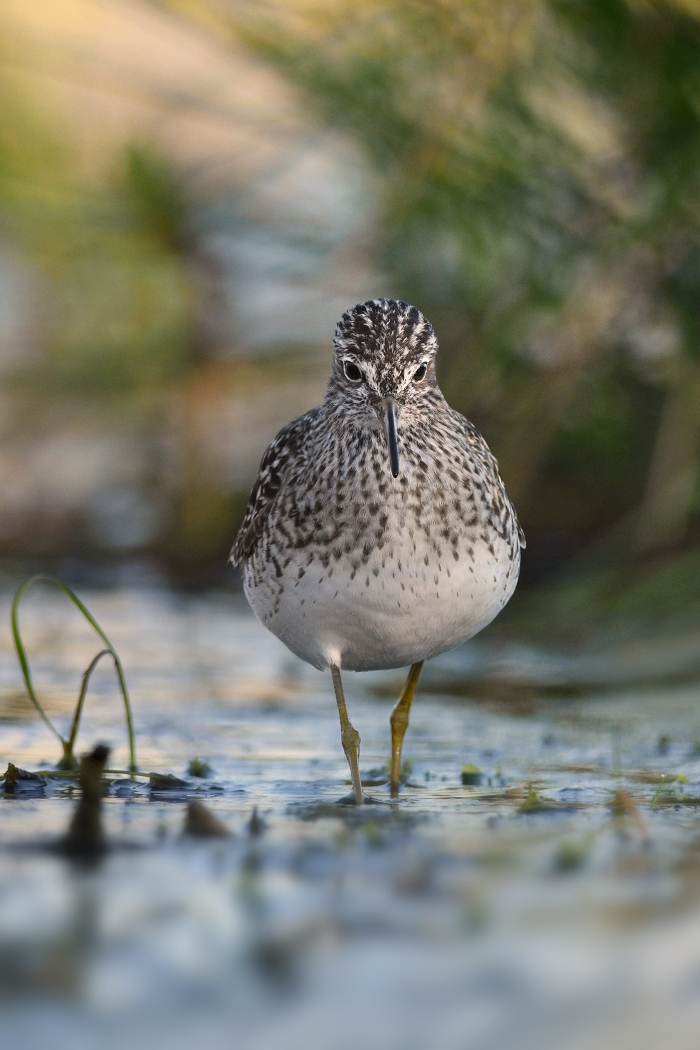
left=238, top=403, right=522, bottom=671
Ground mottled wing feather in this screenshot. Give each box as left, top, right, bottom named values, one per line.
left=461, top=415, right=526, bottom=550
left=230, top=409, right=316, bottom=566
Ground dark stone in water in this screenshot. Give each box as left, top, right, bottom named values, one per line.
left=184, top=801, right=231, bottom=838
left=149, top=773, right=190, bottom=792
left=3, top=763, right=46, bottom=796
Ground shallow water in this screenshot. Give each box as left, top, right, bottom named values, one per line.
left=1, top=586, right=700, bottom=1049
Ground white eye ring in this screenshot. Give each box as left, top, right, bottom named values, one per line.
left=343, top=360, right=362, bottom=382
left=412, top=362, right=428, bottom=383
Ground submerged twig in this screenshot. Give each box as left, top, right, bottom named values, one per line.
left=11, top=575, right=137, bottom=771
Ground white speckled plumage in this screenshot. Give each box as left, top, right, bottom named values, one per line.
left=231, top=298, right=524, bottom=673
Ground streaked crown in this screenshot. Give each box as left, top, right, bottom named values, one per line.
left=334, top=299, right=437, bottom=366
left=330, top=299, right=440, bottom=408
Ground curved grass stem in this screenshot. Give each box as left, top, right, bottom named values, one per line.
left=66, top=648, right=111, bottom=761
left=11, top=575, right=138, bottom=772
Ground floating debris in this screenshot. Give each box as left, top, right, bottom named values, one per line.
left=187, top=757, right=212, bottom=778
left=461, top=763, right=483, bottom=786
left=518, top=783, right=556, bottom=813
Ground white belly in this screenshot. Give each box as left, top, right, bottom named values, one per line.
left=244, top=531, right=519, bottom=672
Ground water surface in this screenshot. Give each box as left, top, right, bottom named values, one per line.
left=1, top=586, right=700, bottom=1050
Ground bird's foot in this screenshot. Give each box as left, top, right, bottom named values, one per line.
left=336, top=790, right=383, bottom=806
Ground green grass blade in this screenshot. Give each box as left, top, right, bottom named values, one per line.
left=11, top=577, right=67, bottom=748
left=66, top=648, right=111, bottom=758
left=11, top=575, right=138, bottom=771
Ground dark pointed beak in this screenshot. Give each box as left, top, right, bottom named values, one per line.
left=381, top=397, right=400, bottom=478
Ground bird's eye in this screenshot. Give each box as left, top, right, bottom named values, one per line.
left=343, top=361, right=362, bottom=382
left=412, top=363, right=428, bottom=383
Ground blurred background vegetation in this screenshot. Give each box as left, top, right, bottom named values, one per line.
left=2, top=0, right=700, bottom=641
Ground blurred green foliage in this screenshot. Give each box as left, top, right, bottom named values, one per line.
left=0, top=49, right=192, bottom=395
left=35, top=142, right=200, bottom=394
left=512, top=543, right=700, bottom=642
left=0, top=25, right=236, bottom=572
left=124, top=144, right=192, bottom=256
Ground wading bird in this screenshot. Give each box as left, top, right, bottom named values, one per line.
left=231, top=299, right=523, bottom=803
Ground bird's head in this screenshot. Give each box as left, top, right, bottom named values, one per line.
left=327, top=298, right=441, bottom=478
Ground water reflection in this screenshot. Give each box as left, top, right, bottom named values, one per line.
left=0, top=587, right=700, bottom=1048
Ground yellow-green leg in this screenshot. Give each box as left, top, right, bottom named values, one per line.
left=331, top=665, right=364, bottom=805
left=390, top=661, right=424, bottom=797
